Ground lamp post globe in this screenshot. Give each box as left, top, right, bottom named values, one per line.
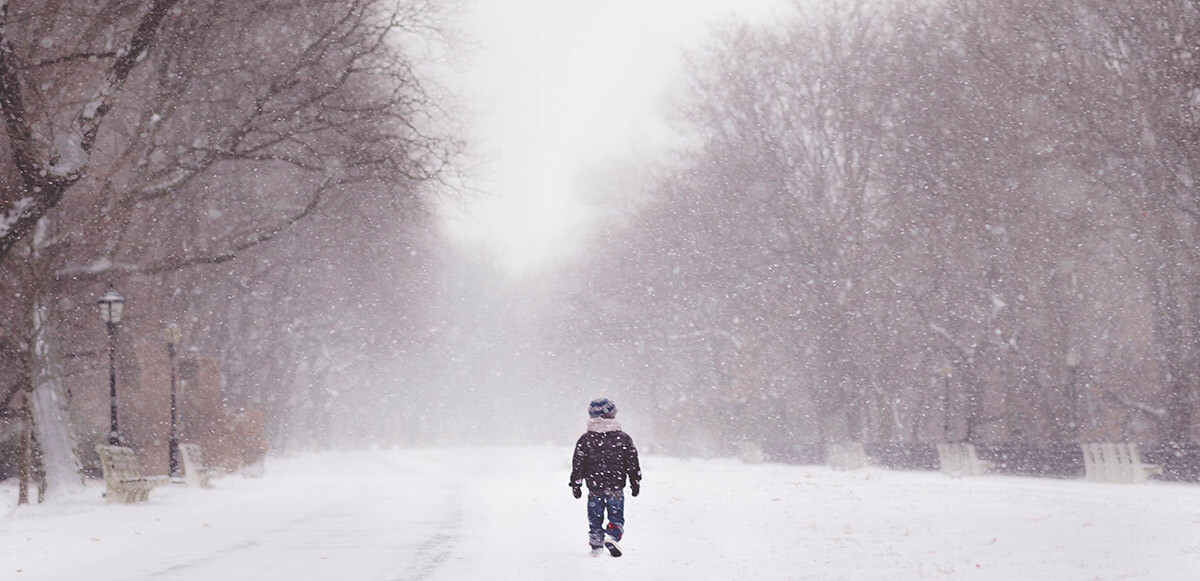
left=97, top=285, right=125, bottom=446
left=97, top=286, right=125, bottom=325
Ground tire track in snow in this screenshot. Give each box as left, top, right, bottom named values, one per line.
left=381, top=455, right=464, bottom=581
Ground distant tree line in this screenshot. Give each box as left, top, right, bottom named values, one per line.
left=564, top=0, right=1200, bottom=455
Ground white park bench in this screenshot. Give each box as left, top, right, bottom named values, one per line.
left=826, top=442, right=870, bottom=470
left=95, top=444, right=170, bottom=503
left=179, top=443, right=218, bottom=488
left=937, top=443, right=994, bottom=477
left=1082, top=442, right=1162, bottom=483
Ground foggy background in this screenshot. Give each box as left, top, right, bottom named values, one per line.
left=3, top=0, right=1200, bottom=498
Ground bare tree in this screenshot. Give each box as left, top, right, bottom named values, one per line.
left=0, top=0, right=461, bottom=496
left=564, top=0, right=1200, bottom=455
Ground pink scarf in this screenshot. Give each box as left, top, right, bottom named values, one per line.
left=587, top=418, right=622, bottom=433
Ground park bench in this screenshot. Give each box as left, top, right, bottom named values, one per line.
left=179, top=443, right=218, bottom=487
left=95, top=444, right=170, bottom=503
left=826, top=442, right=870, bottom=470
left=1082, top=442, right=1161, bottom=483
left=937, top=442, right=993, bottom=477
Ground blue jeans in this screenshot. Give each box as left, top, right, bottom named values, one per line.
left=587, top=490, right=625, bottom=548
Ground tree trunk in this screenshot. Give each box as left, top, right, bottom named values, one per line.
left=29, top=218, right=84, bottom=498
left=1164, top=366, right=1194, bottom=444
left=30, top=297, right=84, bottom=497
left=18, top=406, right=31, bottom=505
left=961, top=362, right=984, bottom=443
left=1150, top=243, right=1195, bottom=444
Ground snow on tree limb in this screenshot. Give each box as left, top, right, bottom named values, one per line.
left=927, top=322, right=975, bottom=359
left=74, top=0, right=182, bottom=156
left=0, top=196, right=32, bottom=239
left=0, top=0, right=180, bottom=260
left=1103, top=389, right=1167, bottom=419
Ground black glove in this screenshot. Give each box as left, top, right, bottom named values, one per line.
left=571, top=484, right=582, bottom=499
left=630, top=480, right=640, bottom=497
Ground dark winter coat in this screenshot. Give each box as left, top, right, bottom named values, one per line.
left=569, top=418, right=642, bottom=492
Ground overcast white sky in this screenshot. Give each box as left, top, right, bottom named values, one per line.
left=441, top=0, right=787, bottom=273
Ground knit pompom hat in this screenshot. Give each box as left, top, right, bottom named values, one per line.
left=588, top=398, right=617, bottom=419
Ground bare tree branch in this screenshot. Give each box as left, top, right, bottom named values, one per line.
left=0, top=0, right=181, bottom=259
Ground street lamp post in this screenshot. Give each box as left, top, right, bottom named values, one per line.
left=165, top=323, right=182, bottom=477
left=97, top=286, right=125, bottom=446
left=1065, top=349, right=1080, bottom=440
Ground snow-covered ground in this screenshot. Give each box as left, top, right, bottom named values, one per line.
left=1, top=446, right=1198, bottom=580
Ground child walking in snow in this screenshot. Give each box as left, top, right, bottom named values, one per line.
left=569, top=397, right=642, bottom=557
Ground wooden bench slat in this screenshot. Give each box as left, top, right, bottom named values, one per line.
left=95, top=444, right=169, bottom=503
left=826, top=442, right=870, bottom=471
left=179, top=443, right=216, bottom=488
left=938, top=443, right=992, bottom=477
left=1081, top=443, right=1161, bottom=484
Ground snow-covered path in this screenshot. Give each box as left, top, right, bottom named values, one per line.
left=0, top=453, right=463, bottom=580
left=2, top=446, right=1198, bottom=580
